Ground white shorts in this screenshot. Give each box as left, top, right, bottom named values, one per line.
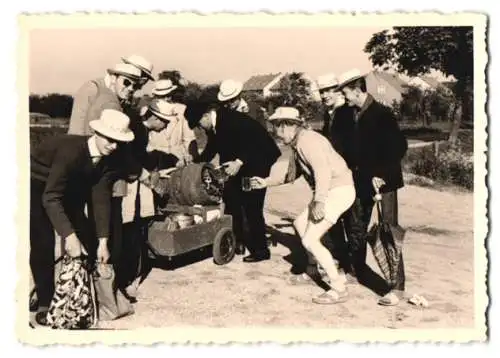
left=297, top=185, right=356, bottom=225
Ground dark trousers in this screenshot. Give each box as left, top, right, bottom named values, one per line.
left=110, top=191, right=149, bottom=290
left=223, top=176, right=268, bottom=254
left=30, top=179, right=56, bottom=309
left=115, top=219, right=149, bottom=290
left=30, top=179, right=96, bottom=308
left=344, top=191, right=405, bottom=295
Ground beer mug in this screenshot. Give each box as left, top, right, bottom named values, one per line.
left=242, top=177, right=251, bottom=192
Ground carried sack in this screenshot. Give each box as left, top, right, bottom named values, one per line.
left=366, top=198, right=405, bottom=288
left=46, top=255, right=97, bottom=329
left=93, top=263, right=134, bottom=321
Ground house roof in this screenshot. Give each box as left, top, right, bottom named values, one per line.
left=372, top=71, right=408, bottom=93
left=242, top=73, right=282, bottom=91
left=421, top=76, right=441, bottom=88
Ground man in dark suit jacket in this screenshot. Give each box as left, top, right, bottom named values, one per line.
left=30, top=109, right=135, bottom=325
left=337, top=69, right=408, bottom=306
left=185, top=102, right=282, bottom=262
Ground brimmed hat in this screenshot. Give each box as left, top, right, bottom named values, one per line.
left=121, top=55, right=154, bottom=81
left=89, top=109, right=135, bottom=142
left=152, top=79, right=178, bottom=97
left=217, top=79, right=243, bottom=102
left=106, top=63, right=142, bottom=80
left=147, top=98, right=178, bottom=122
left=337, top=69, right=365, bottom=90
left=316, top=73, right=339, bottom=91
left=268, top=107, right=304, bottom=125
left=185, top=101, right=212, bottom=129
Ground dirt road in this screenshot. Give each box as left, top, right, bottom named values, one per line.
left=98, top=175, right=475, bottom=330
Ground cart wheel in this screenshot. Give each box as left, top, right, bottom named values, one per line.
left=212, top=227, right=236, bottom=265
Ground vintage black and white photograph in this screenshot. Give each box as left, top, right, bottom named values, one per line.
left=17, top=12, right=488, bottom=343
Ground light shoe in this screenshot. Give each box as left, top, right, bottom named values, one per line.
left=312, top=288, right=348, bottom=305
left=288, top=273, right=314, bottom=285
left=378, top=291, right=400, bottom=306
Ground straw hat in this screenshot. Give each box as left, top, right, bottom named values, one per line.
left=121, top=55, right=154, bottom=81
left=152, top=79, right=178, bottom=97
left=316, top=73, right=339, bottom=91
left=337, top=69, right=365, bottom=89
left=268, top=107, right=304, bottom=125
left=147, top=98, right=178, bottom=122
left=217, top=79, right=243, bottom=102
left=89, top=109, right=135, bottom=142
left=106, top=63, right=142, bottom=80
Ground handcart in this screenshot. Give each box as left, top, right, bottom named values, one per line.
left=146, top=203, right=236, bottom=265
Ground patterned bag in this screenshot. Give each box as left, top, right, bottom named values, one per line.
left=366, top=200, right=405, bottom=288
left=46, top=255, right=97, bottom=329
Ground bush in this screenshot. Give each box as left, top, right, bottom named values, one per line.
left=404, top=142, right=473, bottom=190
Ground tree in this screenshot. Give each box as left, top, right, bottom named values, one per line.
left=263, top=72, right=320, bottom=122
left=364, top=26, right=473, bottom=144
left=29, top=93, right=74, bottom=119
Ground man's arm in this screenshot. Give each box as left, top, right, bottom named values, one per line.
left=197, top=131, right=217, bottom=163
left=90, top=169, right=115, bottom=239
left=372, top=107, right=408, bottom=178
left=42, top=148, right=80, bottom=239
left=68, top=81, right=98, bottom=135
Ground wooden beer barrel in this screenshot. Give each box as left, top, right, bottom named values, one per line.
left=162, top=163, right=224, bottom=206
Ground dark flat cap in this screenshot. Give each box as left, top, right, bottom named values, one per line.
left=185, top=101, right=212, bottom=129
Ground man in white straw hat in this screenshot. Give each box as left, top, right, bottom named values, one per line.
left=116, top=98, right=181, bottom=299
left=218, top=79, right=267, bottom=128
left=121, top=54, right=155, bottom=87
left=68, top=63, right=142, bottom=137
left=314, top=72, right=358, bottom=283
left=336, top=68, right=408, bottom=306
left=148, top=77, right=199, bottom=166
left=30, top=109, right=134, bottom=326
left=250, top=106, right=355, bottom=304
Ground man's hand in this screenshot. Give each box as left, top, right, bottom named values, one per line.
left=64, top=233, right=86, bottom=258
left=96, top=238, right=110, bottom=264
left=250, top=176, right=267, bottom=190
left=224, top=160, right=243, bottom=177
left=176, top=159, right=186, bottom=168
left=309, top=201, right=325, bottom=222
left=184, top=154, right=193, bottom=165
left=372, top=177, right=386, bottom=192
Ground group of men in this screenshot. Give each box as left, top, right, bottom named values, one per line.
left=30, top=53, right=408, bottom=327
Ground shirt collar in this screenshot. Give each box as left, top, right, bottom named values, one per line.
left=357, top=93, right=374, bottom=118
left=88, top=136, right=101, bottom=159
left=290, top=127, right=305, bottom=149
left=236, top=98, right=249, bottom=113
left=210, top=110, right=217, bottom=132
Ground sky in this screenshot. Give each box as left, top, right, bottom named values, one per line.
left=29, top=26, right=386, bottom=95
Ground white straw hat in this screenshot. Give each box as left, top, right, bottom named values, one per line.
left=148, top=99, right=178, bottom=122
left=89, top=109, right=135, bottom=142
left=152, top=79, right=179, bottom=96
left=337, top=69, right=365, bottom=89
left=316, top=73, right=339, bottom=90
left=106, top=63, right=142, bottom=80
left=268, top=107, right=304, bottom=124
left=121, top=54, right=154, bottom=80
left=217, top=79, right=243, bottom=102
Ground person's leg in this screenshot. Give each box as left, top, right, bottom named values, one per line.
left=30, top=179, right=56, bottom=317
left=223, top=178, right=246, bottom=253
left=242, top=187, right=270, bottom=259
left=301, top=186, right=355, bottom=291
